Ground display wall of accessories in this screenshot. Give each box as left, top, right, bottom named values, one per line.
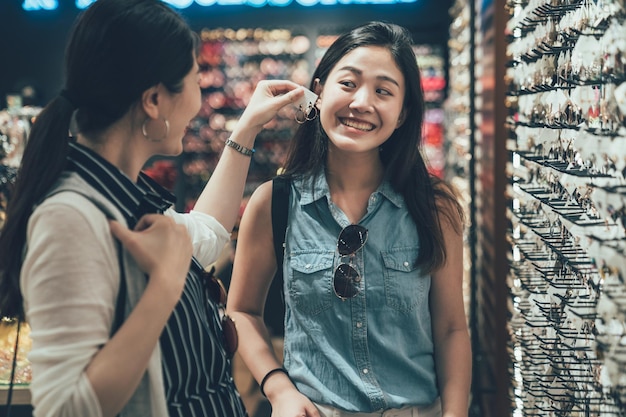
left=445, top=0, right=472, bottom=329
left=445, top=0, right=471, bottom=182
left=414, top=44, right=448, bottom=178
left=506, top=0, right=626, bottom=414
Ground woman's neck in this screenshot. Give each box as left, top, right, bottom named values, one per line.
left=76, top=128, right=146, bottom=181
left=325, top=149, right=384, bottom=224
left=325, top=149, right=384, bottom=193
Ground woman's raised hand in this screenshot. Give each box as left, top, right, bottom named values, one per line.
left=236, top=80, right=305, bottom=135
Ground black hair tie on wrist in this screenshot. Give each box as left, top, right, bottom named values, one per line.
left=259, top=367, right=289, bottom=397
left=59, top=89, right=78, bottom=110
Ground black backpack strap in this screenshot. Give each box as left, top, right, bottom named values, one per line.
left=266, top=176, right=290, bottom=336
left=110, top=240, right=127, bottom=337
left=272, top=176, right=290, bottom=275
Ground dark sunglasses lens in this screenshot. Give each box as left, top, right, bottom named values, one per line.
left=207, top=276, right=227, bottom=305
left=222, top=315, right=238, bottom=357
left=337, top=225, right=368, bottom=255
left=334, top=263, right=360, bottom=299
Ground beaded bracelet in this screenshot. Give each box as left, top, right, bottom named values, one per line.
left=259, top=367, right=289, bottom=397
left=225, top=138, right=254, bottom=157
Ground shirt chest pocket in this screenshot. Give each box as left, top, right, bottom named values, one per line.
left=381, top=247, right=429, bottom=314
left=288, top=251, right=334, bottom=316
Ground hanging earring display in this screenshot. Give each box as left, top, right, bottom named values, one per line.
left=294, top=88, right=318, bottom=124
left=506, top=0, right=626, bottom=413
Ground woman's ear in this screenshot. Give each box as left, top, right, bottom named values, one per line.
left=313, top=78, right=322, bottom=96
left=141, top=85, right=161, bottom=120
left=313, top=78, right=323, bottom=107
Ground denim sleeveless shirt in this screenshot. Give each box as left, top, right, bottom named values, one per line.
left=281, top=172, right=439, bottom=413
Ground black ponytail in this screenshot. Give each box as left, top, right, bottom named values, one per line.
left=0, top=97, right=74, bottom=320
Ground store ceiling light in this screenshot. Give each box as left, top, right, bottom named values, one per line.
left=22, top=0, right=57, bottom=10
left=23, top=0, right=417, bottom=10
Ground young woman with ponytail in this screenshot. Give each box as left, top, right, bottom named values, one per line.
left=0, top=1, right=304, bottom=416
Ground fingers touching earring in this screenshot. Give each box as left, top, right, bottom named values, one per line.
left=294, top=87, right=319, bottom=124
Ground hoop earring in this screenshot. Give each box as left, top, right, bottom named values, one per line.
left=306, top=104, right=318, bottom=121
left=295, top=103, right=317, bottom=124
left=295, top=105, right=307, bottom=124
left=142, top=118, right=170, bottom=142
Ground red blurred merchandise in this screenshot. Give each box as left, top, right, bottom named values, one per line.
left=143, top=159, right=178, bottom=191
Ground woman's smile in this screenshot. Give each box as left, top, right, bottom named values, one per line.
left=340, top=117, right=376, bottom=131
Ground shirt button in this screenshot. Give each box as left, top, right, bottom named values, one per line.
left=362, top=368, right=369, bottom=374
left=305, top=264, right=311, bottom=269
left=356, top=322, right=362, bottom=328
left=403, top=261, right=409, bottom=267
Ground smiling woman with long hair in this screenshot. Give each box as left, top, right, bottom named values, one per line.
left=227, top=21, right=471, bottom=417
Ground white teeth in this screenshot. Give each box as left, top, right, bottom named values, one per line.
left=342, top=118, right=374, bottom=131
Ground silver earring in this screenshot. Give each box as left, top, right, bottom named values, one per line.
left=142, top=118, right=170, bottom=142
left=295, top=102, right=317, bottom=124
left=306, top=104, right=318, bottom=121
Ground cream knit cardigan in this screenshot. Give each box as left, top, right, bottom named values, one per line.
left=21, top=173, right=229, bottom=417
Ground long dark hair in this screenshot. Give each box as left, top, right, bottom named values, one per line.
left=0, top=0, right=197, bottom=320
left=282, top=21, right=464, bottom=273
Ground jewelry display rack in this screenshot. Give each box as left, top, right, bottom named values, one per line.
left=445, top=0, right=473, bottom=320
left=505, top=0, right=626, bottom=414
left=416, top=43, right=448, bottom=179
